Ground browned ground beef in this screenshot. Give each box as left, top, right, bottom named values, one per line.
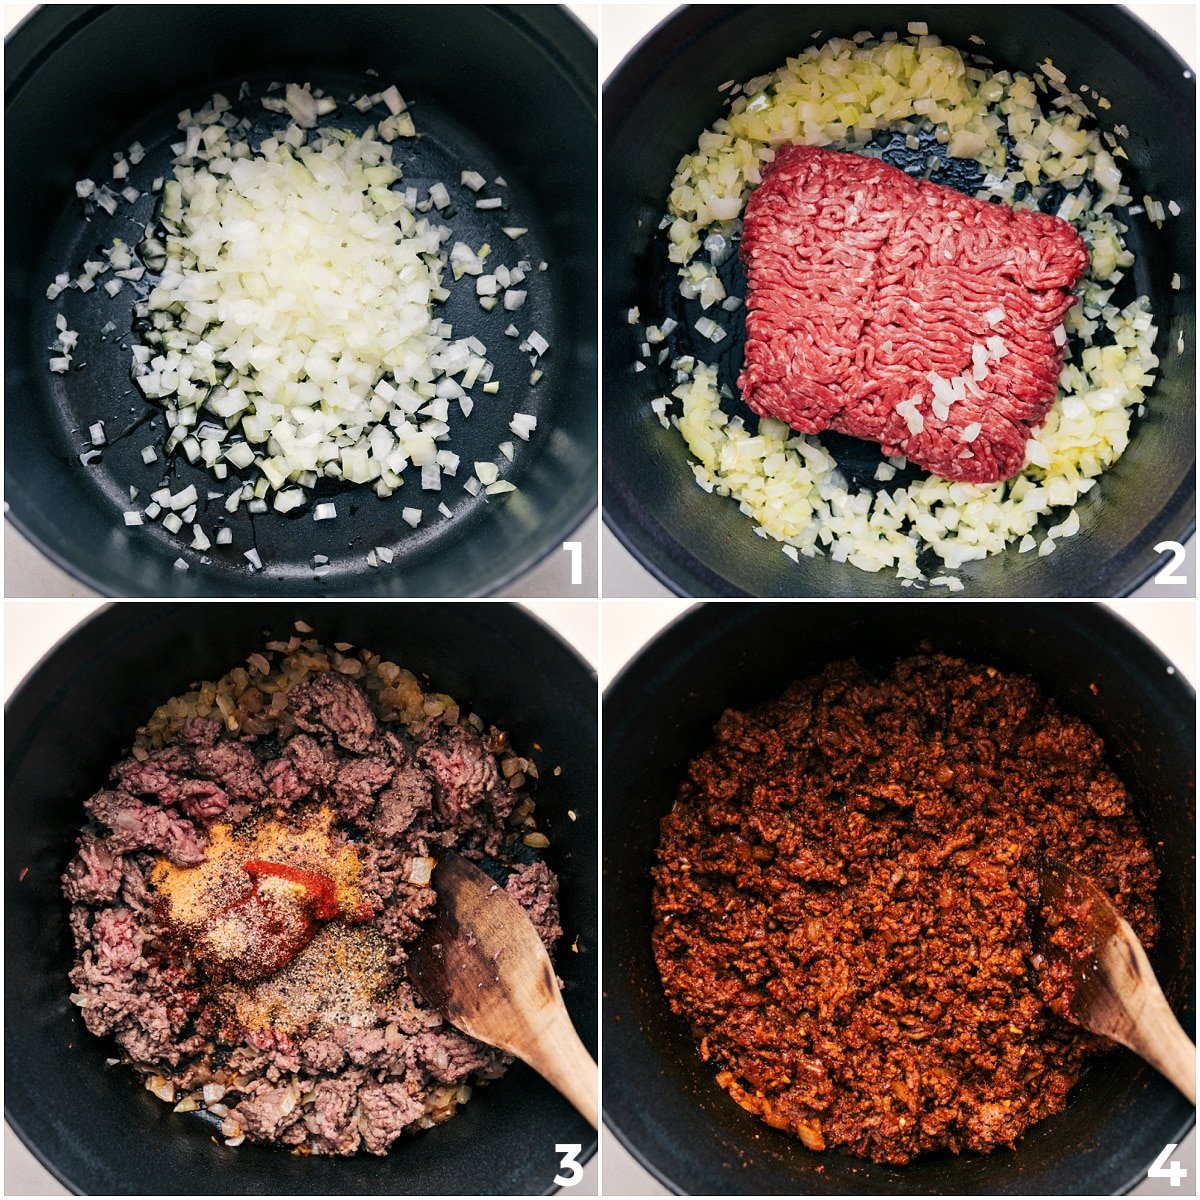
left=652, top=652, right=1158, bottom=1165
left=64, top=632, right=560, bottom=1156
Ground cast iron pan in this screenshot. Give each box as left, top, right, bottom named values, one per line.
left=5, top=5, right=597, bottom=596
left=5, top=602, right=597, bottom=1195
left=603, top=602, right=1195, bottom=1194
left=603, top=6, right=1196, bottom=597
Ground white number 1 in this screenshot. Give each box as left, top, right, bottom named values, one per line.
left=562, top=540, right=583, bottom=585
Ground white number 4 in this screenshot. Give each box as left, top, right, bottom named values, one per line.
left=1148, top=1142, right=1188, bottom=1188
left=554, top=1142, right=584, bottom=1187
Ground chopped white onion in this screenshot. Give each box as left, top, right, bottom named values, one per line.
left=273, top=488, right=305, bottom=513
left=48, top=79, right=547, bottom=558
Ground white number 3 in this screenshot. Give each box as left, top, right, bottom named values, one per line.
left=554, top=1142, right=584, bottom=1187
left=1148, top=1142, right=1188, bottom=1188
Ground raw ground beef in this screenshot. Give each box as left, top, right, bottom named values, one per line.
left=652, top=653, right=1158, bottom=1165
left=738, top=145, right=1088, bottom=483
left=64, top=632, right=562, bottom=1157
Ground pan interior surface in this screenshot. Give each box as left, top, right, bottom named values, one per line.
left=602, top=602, right=1195, bottom=1195
left=5, top=602, right=598, bottom=1195
left=603, top=5, right=1195, bottom=597
left=6, top=4, right=597, bottom=596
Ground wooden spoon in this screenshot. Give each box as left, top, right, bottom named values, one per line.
left=407, top=851, right=597, bottom=1127
left=1036, top=856, right=1195, bottom=1103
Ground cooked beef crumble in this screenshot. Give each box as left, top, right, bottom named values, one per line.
left=652, top=653, right=1158, bottom=1165
left=64, top=631, right=561, bottom=1156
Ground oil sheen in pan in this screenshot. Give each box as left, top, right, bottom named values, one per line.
left=36, top=75, right=559, bottom=592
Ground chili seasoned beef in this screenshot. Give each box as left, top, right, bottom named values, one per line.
left=652, top=653, right=1158, bottom=1165
left=738, top=146, right=1088, bottom=483
left=64, top=633, right=561, bottom=1156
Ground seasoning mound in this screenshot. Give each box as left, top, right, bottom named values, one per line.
left=651, top=652, right=1158, bottom=1164
left=64, top=628, right=562, bottom=1156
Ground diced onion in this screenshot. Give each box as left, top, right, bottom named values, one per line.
left=408, top=856, right=435, bottom=885
left=47, top=78, right=549, bottom=562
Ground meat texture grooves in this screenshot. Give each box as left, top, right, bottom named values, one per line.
left=738, top=146, right=1088, bottom=483
left=651, top=653, right=1158, bottom=1164
left=63, top=633, right=562, bottom=1156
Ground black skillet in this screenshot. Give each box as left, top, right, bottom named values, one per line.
left=5, top=602, right=597, bottom=1194
left=5, top=5, right=597, bottom=597
left=603, top=601, right=1195, bottom=1194
left=603, top=6, right=1196, bottom=597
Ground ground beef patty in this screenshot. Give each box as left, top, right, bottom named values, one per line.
left=652, top=652, right=1158, bottom=1165
left=64, top=630, right=561, bottom=1156
left=738, top=146, right=1088, bottom=483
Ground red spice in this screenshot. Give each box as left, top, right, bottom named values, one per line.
left=199, top=859, right=370, bottom=983
left=242, top=860, right=341, bottom=920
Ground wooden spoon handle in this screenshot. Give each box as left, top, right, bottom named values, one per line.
left=520, top=1000, right=598, bottom=1129
left=1125, top=988, right=1197, bottom=1105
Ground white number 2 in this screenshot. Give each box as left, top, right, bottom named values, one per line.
left=1153, top=541, right=1189, bottom=586
left=554, top=1142, right=584, bottom=1187
left=1148, top=1142, right=1188, bottom=1188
